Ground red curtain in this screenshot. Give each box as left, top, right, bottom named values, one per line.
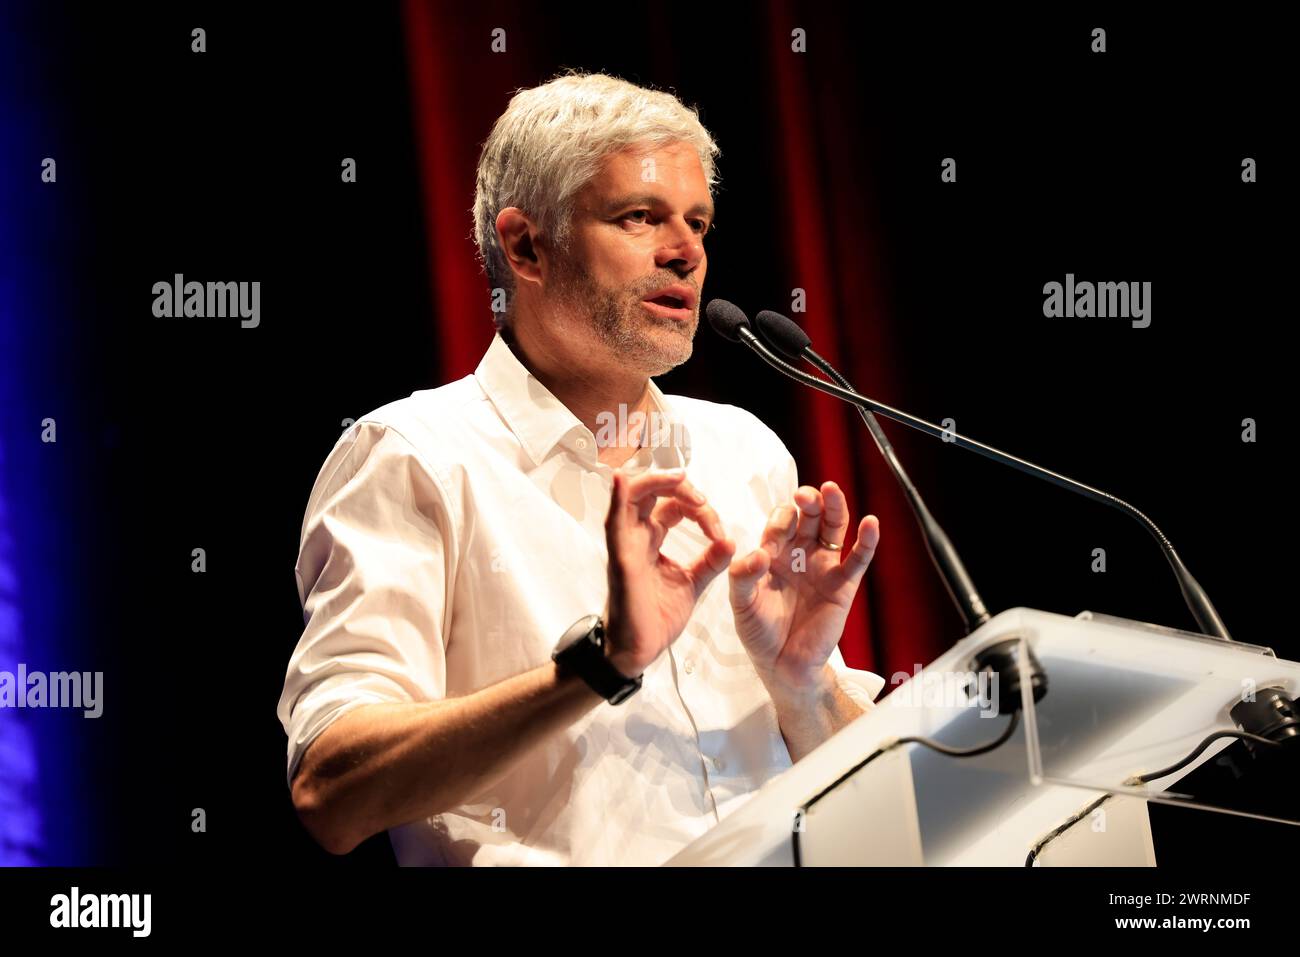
left=400, top=0, right=521, bottom=383
left=401, top=0, right=955, bottom=682
left=761, top=0, right=955, bottom=680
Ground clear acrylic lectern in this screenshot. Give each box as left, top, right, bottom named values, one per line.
left=664, top=608, right=1300, bottom=866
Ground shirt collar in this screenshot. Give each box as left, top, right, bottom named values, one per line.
left=474, top=331, right=692, bottom=470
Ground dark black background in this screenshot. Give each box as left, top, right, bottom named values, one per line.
left=11, top=4, right=1293, bottom=867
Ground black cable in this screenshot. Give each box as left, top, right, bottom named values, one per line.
left=1025, top=795, right=1111, bottom=867
left=813, top=711, right=1022, bottom=805
left=893, top=709, right=1021, bottom=758
left=1128, top=728, right=1284, bottom=785
left=792, top=711, right=1021, bottom=866
left=1026, top=728, right=1287, bottom=865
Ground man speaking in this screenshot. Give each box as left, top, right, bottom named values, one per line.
left=277, top=71, right=886, bottom=865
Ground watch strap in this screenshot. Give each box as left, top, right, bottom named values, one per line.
left=553, top=614, right=642, bottom=704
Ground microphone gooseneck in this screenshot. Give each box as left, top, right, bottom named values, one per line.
left=753, top=309, right=991, bottom=634
left=708, top=299, right=1232, bottom=643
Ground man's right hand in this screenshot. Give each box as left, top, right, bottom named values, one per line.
left=602, top=468, right=735, bottom=678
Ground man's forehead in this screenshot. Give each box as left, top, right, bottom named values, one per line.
left=585, top=145, right=713, bottom=213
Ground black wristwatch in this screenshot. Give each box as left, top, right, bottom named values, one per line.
left=552, top=614, right=642, bottom=705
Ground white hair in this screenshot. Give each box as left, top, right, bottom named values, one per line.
left=472, top=71, right=720, bottom=325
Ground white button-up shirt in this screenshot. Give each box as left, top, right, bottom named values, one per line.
left=277, top=331, right=886, bottom=865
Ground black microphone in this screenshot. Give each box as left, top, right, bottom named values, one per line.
left=707, top=299, right=1233, bottom=642
left=706, top=298, right=751, bottom=341
left=751, top=309, right=991, bottom=633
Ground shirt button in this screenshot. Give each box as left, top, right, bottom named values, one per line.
left=683, top=658, right=695, bottom=675
left=712, top=756, right=727, bottom=772
left=575, top=437, right=588, bottom=450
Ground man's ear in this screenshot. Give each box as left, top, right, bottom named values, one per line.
left=496, top=207, right=544, bottom=288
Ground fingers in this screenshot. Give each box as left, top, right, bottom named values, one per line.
left=727, top=546, right=771, bottom=611
left=679, top=492, right=727, bottom=543
left=764, top=482, right=852, bottom=555
left=624, top=469, right=713, bottom=532
left=645, top=492, right=717, bottom=549
left=646, top=496, right=686, bottom=551
left=607, top=468, right=682, bottom=540
left=620, top=470, right=733, bottom=594
left=761, top=504, right=799, bottom=558
left=626, top=468, right=690, bottom=521
left=625, top=468, right=688, bottom=499
left=643, top=477, right=726, bottom=542
left=684, top=534, right=737, bottom=600
left=636, top=475, right=732, bottom=594
left=605, top=470, right=628, bottom=541
left=817, top=481, right=850, bottom=550
left=607, top=468, right=730, bottom=555
left=792, top=485, right=824, bottom=544
left=840, top=514, right=881, bottom=584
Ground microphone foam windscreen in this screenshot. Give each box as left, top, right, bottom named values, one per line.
left=754, top=310, right=811, bottom=359
left=705, top=299, right=749, bottom=341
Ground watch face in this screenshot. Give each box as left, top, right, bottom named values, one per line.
left=553, top=614, right=639, bottom=703
left=558, top=614, right=601, bottom=653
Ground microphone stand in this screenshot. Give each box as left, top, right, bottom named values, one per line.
left=728, top=322, right=1233, bottom=643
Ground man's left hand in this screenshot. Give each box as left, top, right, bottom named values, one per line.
left=728, top=481, right=879, bottom=703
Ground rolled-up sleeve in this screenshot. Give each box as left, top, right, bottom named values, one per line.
left=827, top=645, right=886, bottom=709
left=276, top=422, right=455, bottom=787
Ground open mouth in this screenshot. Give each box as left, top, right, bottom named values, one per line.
left=646, top=293, right=688, bottom=309
left=641, top=285, right=697, bottom=321
left=641, top=297, right=693, bottom=322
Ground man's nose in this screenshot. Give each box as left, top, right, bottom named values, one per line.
left=655, top=216, right=705, bottom=272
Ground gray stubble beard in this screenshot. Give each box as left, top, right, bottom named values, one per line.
left=551, top=252, right=698, bottom=377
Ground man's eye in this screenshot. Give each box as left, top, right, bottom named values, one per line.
left=623, top=210, right=650, bottom=224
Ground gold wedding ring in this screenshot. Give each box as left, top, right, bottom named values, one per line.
left=817, top=537, right=842, bottom=551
